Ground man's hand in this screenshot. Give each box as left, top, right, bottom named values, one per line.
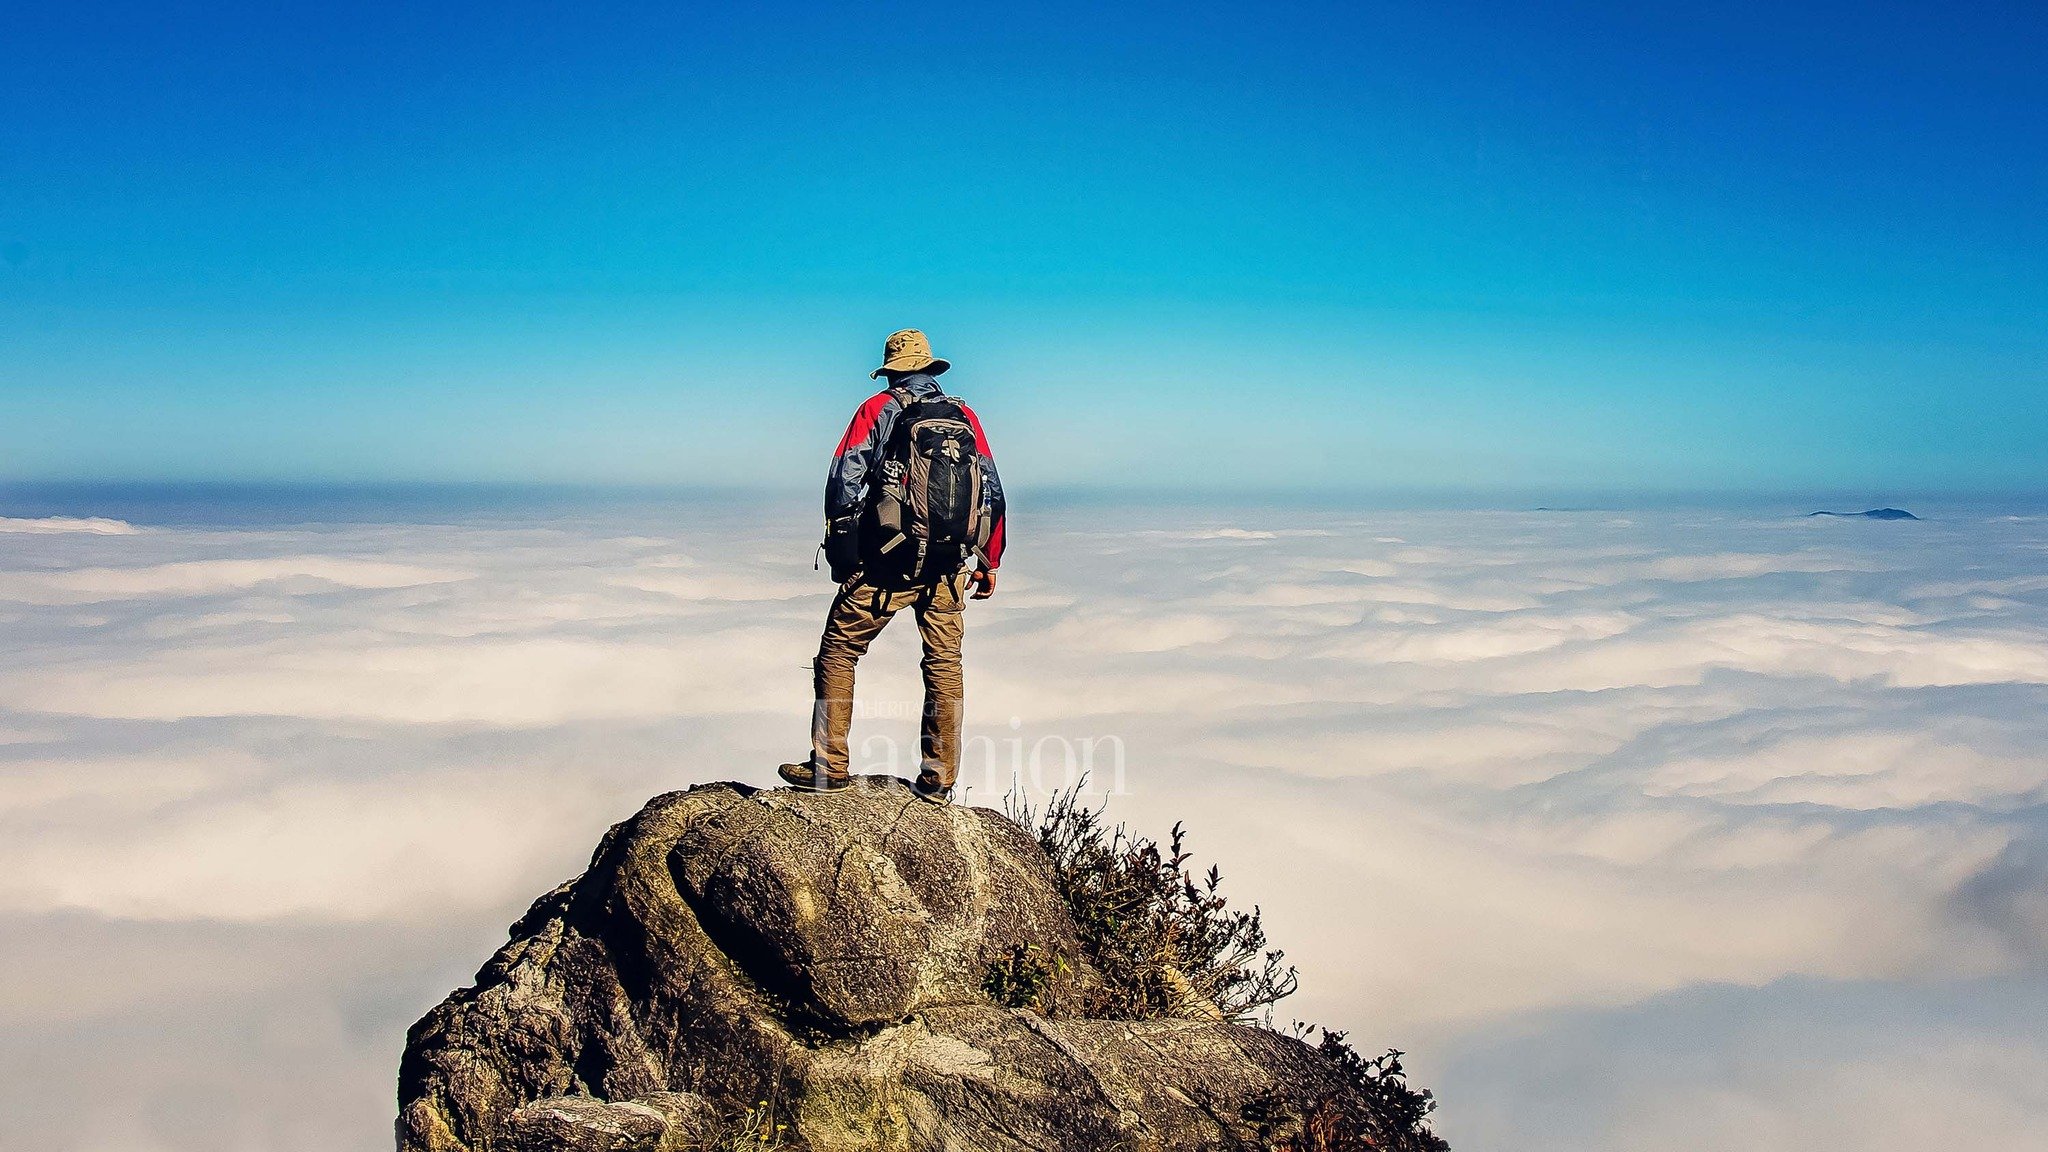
left=970, top=568, right=996, bottom=600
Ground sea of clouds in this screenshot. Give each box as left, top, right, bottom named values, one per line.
left=3, top=495, right=2045, bottom=1151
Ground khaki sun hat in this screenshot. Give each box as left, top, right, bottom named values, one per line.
left=869, top=328, right=951, bottom=379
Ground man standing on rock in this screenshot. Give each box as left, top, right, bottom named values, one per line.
left=780, top=329, right=1006, bottom=803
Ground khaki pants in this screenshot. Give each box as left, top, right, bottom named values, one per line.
left=810, top=572, right=969, bottom=788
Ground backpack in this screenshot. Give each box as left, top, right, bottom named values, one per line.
left=865, top=387, right=991, bottom=581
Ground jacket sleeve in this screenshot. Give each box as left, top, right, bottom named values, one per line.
left=961, top=404, right=1007, bottom=569
left=826, top=393, right=897, bottom=522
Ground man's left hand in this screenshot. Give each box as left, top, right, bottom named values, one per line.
left=970, top=568, right=996, bottom=600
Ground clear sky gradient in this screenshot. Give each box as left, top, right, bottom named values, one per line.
left=2, top=1, right=2043, bottom=495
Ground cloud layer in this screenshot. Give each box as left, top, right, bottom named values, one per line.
left=2, top=497, right=2044, bottom=1150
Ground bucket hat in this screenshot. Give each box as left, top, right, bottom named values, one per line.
left=870, top=328, right=951, bottom=379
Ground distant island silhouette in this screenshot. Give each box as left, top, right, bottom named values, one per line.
left=1808, top=508, right=1919, bottom=520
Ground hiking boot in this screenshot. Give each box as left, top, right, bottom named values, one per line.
left=909, top=778, right=953, bottom=805
left=778, top=761, right=850, bottom=792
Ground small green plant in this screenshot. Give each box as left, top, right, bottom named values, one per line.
left=1005, top=783, right=1445, bottom=1151
left=1313, top=1030, right=1441, bottom=1147
left=713, top=1098, right=791, bottom=1150
left=1250, top=1026, right=1446, bottom=1152
left=982, top=942, right=1070, bottom=1012
left=1007, top=781, right=1298, bottom=1022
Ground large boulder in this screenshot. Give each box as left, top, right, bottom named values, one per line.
left=665, top=778, right=1096, bottom=1028
left=398, top=779, right=1418, bottom=1151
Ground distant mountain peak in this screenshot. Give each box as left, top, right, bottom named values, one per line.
left=1809, top=508, right=1919, bottom=520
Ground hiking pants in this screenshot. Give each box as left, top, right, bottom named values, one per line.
left=810, top=572, right=969, bottom=788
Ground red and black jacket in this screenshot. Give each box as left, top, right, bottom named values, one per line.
left=826, top=372, right=1006, bottom=569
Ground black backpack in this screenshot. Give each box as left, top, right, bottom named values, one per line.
left=865, top=388, right=991, bottom=581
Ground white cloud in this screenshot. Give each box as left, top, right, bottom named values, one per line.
left=3, top=498, right=2045, bottom=1151
left=1438, top=977, right=2048, bottom=1152
left=0, top=556, right=473, bottom=604
left=2, top=631, right=801, bottom=725
left=0, top=515, right=138, bottom=534
left=0, top=763, right=622, bottom=921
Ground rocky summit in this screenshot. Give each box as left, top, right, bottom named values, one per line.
left=397, top=779, right=1435, bottom=1151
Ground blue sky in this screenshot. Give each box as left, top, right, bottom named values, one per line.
left=2, top=1, right=2043, bottom=494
